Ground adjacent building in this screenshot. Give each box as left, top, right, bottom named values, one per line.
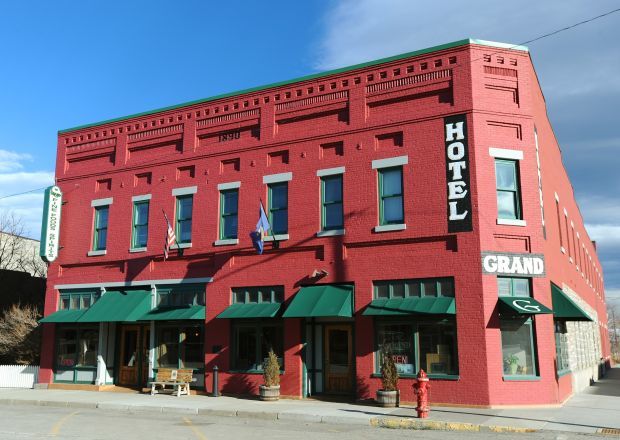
left=39, top=39, right=610, bottom=406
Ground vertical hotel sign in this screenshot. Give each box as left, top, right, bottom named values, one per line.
left=445, top=114, right=472, bottom=233
left=40, top=185, right=62, bottom=263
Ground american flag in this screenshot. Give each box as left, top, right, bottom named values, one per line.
left=163, top=211, right=176, bottom=260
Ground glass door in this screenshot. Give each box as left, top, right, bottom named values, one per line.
left=324, top=324, right=353, bottom=394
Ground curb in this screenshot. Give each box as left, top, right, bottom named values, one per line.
left=370, top=417, right=538, bottom=433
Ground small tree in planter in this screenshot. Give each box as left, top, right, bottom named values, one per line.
left=259, top=349, right=280, bottom=401
left=376, top=347, right=399, bottom=407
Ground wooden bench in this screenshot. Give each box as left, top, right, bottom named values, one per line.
left=149, top=368, right=194, bottom=397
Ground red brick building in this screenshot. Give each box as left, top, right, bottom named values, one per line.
left=39, top=39, right=610, bottom=406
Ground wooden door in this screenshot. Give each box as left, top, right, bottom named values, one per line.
left=141, top=327, right=150, bottom=386
left=324, top=325, right=353, bottom=394
left=118, top=325, right=140, bottom=386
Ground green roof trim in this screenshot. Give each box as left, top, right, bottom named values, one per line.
left=140, top=305, right=205, bottom=321
left=551, top=284, right=593, bottom=321
left=498, top=296, right=553, bottom=316
left=39, top=309, right=88, bottom=323
left=59, top=39, right=528, bottom=134
left=283, top=284, right=353, bottom=318
left=78, top=289, right=151, bottom=322
left=362, top=297, right=456, bottom=316
left=216, top=303, right=281, bottom=319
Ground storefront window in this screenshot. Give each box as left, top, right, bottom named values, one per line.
left=157, top=284, right=205, bottom=307
left=232, top=322, right=283, bottom=371
left=55, top=326, right=99, bottom=375
left=419, top=320, right=458, bottom=375
left=374, top=278, right=454, bottom=299
left=376, top=318, right=458, bottom=376
left=232, top=286, right=283, bottom=304
left=58, top=290, right=100, bottom=310
left=555, top=320, right=570, bottom=373
left=377, top=324, right=414, bottom=375
left=501, top=317, right=537, bottom=376
left=156, top=325, right=203, bottom=369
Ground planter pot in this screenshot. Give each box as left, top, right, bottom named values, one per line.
left=376, top=389, right=399, bottom=407
left=509, top=363, right=518, bottom=375
left=259, top=385, right=280, bottom=401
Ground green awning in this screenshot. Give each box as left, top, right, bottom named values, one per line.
left=283, top=285, right=353, bottom=318
left=140, top=305, right=205, bottom=321
left=362, top=297, right=456, bottom=316
left=498, top=296, right=553, bottom=316
left=39, top=309, right=88, bottom=323
left=216, top=303, right=281, bottom=319
left=551, top=284, right=593, bottom=321
left=78, top=289, right=152, bottom=322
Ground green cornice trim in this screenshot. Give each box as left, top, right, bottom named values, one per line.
left=59, top=39, right=528, bottom=134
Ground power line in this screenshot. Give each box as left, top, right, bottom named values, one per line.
left=0, top=186, right=49, bottom=201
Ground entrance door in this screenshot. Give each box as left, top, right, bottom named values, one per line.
left=118, top=325, right=141, bottom=386
left=324, top=325, right=353, bottom=394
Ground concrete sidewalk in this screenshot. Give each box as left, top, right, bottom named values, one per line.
left=1, top=368, right=619, bottom=434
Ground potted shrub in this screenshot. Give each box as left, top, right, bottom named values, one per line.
left=259, top=349, right=280, bottom=401
left=376, top=348, right=399, bottom=407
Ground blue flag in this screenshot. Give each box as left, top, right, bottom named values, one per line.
left=250, top=202, right=271, bottom=254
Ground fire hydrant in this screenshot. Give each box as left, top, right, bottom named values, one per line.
left=413, top=369, right=430, bottom=418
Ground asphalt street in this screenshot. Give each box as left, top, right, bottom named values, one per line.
left=0, top=405, right=610, bottom=440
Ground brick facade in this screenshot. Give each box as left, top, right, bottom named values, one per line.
left=39, top=39, right=610, bottom=406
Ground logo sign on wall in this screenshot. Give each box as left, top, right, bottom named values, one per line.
left=40, top=185, right=63, bottom=263
left=481, top=252, right=546, bottom=277
left=445, top=114, right=472, bottom=233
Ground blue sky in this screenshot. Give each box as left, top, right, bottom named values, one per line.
left=0, top=0, right=618, bottom=300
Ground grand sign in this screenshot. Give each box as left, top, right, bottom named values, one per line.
left=481, top=252, right=546, bottom=277
left=40, top=185, right=63, bottom=263
left=445, top=114, right=472, bottom=233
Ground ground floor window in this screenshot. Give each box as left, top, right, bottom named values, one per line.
left=156, top=325, right=203, bottom=369
left=555, top=320, right=570, bottom=374
left=232, top=321, right=283, bottom=371
left=375, top=318, right=458, bottom=376
left=54, top=326, right=99, bottom=383
left=500, top=317, right=538, bottom=377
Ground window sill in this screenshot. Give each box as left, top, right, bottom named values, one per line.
left=264, top=234, right=289, bottom=241
left=316, top=229, right=345, bottom=237
left=129, top=247, right=147, bottom=253
left=557, top=369, right=572, bottom=378
left=214, top=239, right=239, bottom=246
left=561, top=246, right=566, bottom=254
left=171, top=242, right=192, bottom=249
left=371, top=373, right=459, bottom=380
left=87, top=250, right=107, bottom=257
left=374, top=223, right=406, bottom=233
left=502, top=375, right=540, bottom=381
left=496, top=218, right=527, bottom=227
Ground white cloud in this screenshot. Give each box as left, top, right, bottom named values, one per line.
left=0, top=149, right=54, bottom=240
left=0, top=149, right=32, bottom=173
left=586, top=224, right=620, bottom=247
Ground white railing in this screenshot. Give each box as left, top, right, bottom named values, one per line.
left=0, top=365, right=39, bottom=388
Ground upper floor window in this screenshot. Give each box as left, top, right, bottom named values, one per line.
left=378, top=167, right=404, bottom=225
left=93, top=205, right=109, bottom=251
left=268, top=183, right=288, bottom=235
left=132, top=200, right=149, bottom=249
left=220, top=189, right=239, bottom=240
left=497, top=277, right=530, bottom=297
left=495, top=159, right=522, bottom=220
left=176, top=195, right=193, bottom=244
left=321, top=175, right=344, bottom=231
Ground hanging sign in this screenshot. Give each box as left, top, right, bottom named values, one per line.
left=445, top=114, right=472, bottom=233
left=40, top=185, right=63, bottom=263
left=481, top=252, right=546, bottom=277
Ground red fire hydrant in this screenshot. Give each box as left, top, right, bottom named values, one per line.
left=413, top=369, right=430, bottom=418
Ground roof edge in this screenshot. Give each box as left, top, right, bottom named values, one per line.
left=59, top=38, right=528, bottom=134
